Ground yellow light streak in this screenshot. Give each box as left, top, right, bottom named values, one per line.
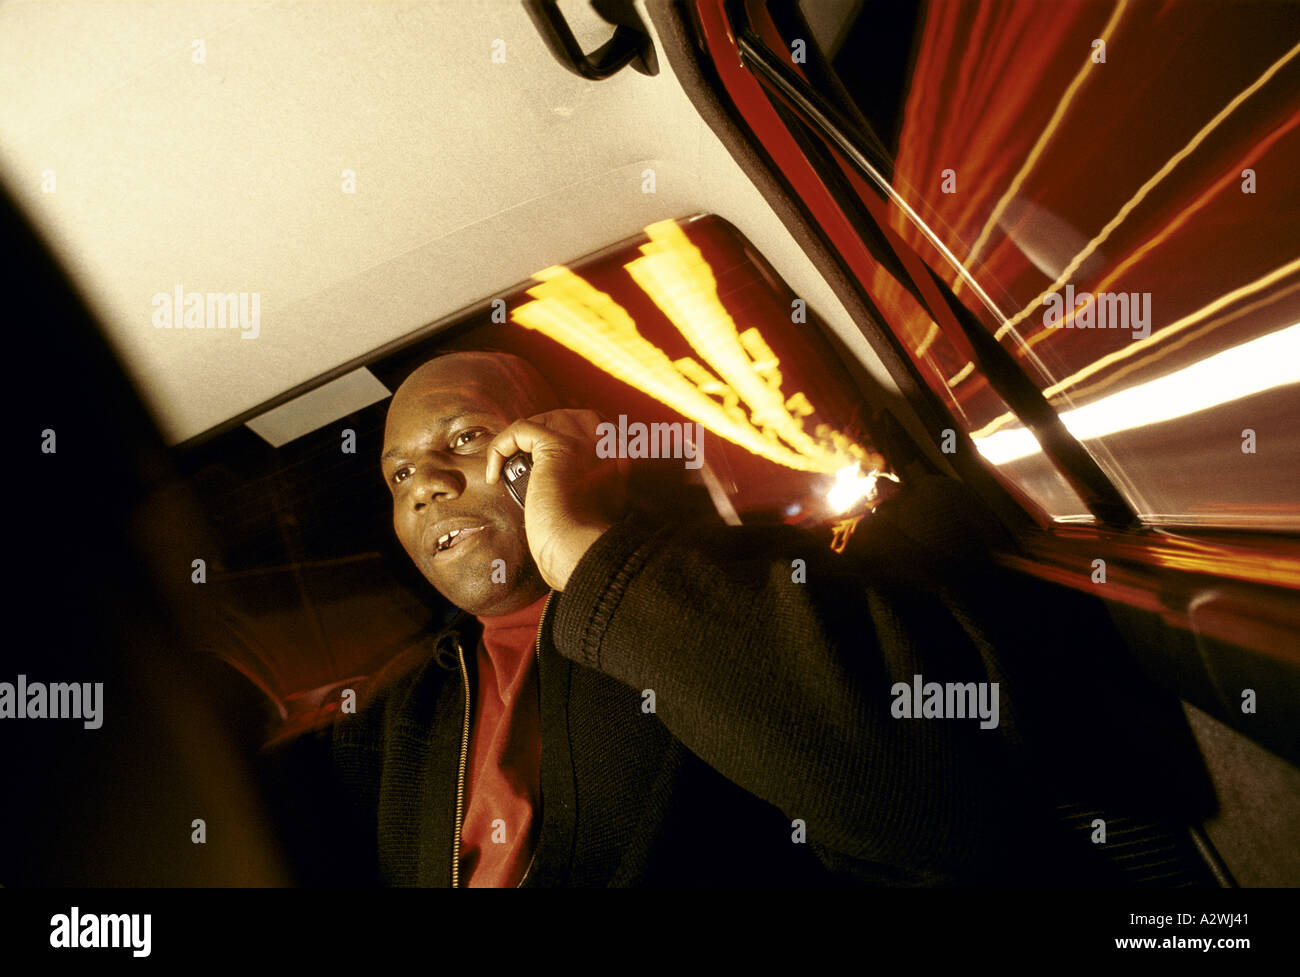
left=1017, top=109, right=1300, bottom=345
left=624, top=221, right=856, bottom=471
left=992, top=37, right=1300, bottom=342
left=946, top=361, right=975, bottom=387
left=510, top=225, right=876, bottom=478
left=971, top=258, right=1300, bottom=440
left=973, top=323, right=1300, bottom=465
left=958, top=0, right=1129, bottom=291
left=829, top=514, right=864, bottom=554
left=1064, top=278, right=1300, bottom=404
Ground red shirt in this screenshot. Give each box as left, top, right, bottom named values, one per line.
left=459, top=592, right=547, bottom=887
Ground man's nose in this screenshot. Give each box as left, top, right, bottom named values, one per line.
left=408, top=461, right=464, bottom=512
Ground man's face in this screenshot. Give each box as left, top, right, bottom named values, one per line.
left=381, top=355, right=549, bottom=616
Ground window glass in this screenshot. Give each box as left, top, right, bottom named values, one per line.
left=794, top=0, right=1300, bottom=528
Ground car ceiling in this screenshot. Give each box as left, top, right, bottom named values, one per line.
left=0, top=0, right=902, bottom=446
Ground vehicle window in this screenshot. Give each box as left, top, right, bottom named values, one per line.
left=790, top=0, right=1300, bottom=529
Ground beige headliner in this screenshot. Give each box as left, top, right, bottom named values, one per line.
left=0, top=0, right=898, bottom=445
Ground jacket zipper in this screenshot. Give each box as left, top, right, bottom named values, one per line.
left=451, top=591, right=556, bottom=889
left=451, top=637, right=471, bottom=888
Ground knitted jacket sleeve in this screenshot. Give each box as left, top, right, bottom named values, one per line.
left=549, top=487, right=1027, bottom=881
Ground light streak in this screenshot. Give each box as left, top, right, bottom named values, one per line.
left=625, top=221, right=859, bottom=471
left=1019, top=108, right=1300, bottom=345
left=973, top=324, right=1300, bottom=465
left=510, top=222, right=876, bottom=477
left=992, top=37, right=1300, bottom=342
left=958, top=0, right=1129, bottom=287
left=827, top=463, right=899, bottom=514
left=972, top=258, right=1300, bottom=439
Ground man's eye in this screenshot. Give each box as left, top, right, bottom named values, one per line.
left=392, top=466, right=413, bottom=485
left=451, top=427, right=488, bottom=450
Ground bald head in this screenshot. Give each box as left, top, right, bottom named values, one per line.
left=392, top=351, right=561, bottom=422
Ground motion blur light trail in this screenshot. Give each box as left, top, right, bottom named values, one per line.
left=1015, top=109, right=1300, bottom=349
left=828, top=464, right=898, bottom=515
left=957, top=0, right=1130, bottom=285
left=973, top=323, right=1300, bottom=464
left=990, top=36, right=1300, bottom=343
left=937, top=37, right=1300, bottom=391
left=971, top=258, right=1300, bottom=440
left=511, top=221, right=883, bottom=510
left=511, top=264, right=832, bottom=472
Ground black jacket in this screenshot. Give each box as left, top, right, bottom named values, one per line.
left=331, top=479, right=1215, bottom=886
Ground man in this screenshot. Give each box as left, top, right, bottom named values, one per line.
left=333, top=349, right=1214, bottom=887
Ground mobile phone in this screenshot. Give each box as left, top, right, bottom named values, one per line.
left=502, top=451, right=531, bottom=508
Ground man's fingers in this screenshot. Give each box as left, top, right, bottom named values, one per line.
left=562, top=409, right=606, bottom=443
left=527, top=408, right=604, bottom=444
left=486, top=410, right=606, bottom=483
left=485, top=420, right=541, bottom=484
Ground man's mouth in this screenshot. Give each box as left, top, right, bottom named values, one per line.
left=433, top=524, right=488, bottom=556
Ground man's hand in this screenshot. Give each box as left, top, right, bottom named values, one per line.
left=485, top=409, right=628, bottom=591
